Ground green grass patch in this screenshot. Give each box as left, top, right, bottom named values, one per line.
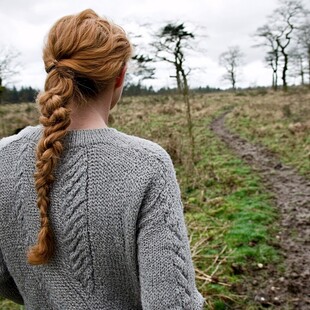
left=0, top=298, right=23, bottom=310
left=182, top=115, right=279, bottom=309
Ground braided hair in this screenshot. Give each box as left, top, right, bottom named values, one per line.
left=27, top=9, right=132, bottom=265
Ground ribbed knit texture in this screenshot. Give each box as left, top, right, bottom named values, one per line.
left=0, top=126, right=205, bottom=310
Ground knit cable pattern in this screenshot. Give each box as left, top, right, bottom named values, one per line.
left=160, top=167, right=193, bottom=309
left=14, top=142, right=30, bottom=222
left=0, top=126, right=205, bottom=309
left=137, top=155, right=199, bottom=309
left=61, top=150, right=94, bottom=292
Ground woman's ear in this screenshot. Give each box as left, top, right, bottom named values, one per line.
left=115, top=66, right=127, bottom=89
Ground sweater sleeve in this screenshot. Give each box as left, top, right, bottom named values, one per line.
left=137, top=153, right=205, bottom=309
left=0, top=126, right=35, bottom=150
left=0, top=249, right=24, bottom=305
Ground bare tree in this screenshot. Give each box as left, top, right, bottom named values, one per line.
left=255, top=25, right=280, bottom=90
left=254, top=1, right=305, bottom=90
left=289, top=49, right=306, bottom=84
left=256, top=0, right=305, bottom=90
left=0, top=46, right=20, bottom=102
left=288, top=22, right=309, bottom=86
left=219, top=46, right=244, bottom=90
left=273, top=0, right=304, bottom=90
left=152, top=22, right=196, bottom=163
left=296, top=12, right=310, bottom=85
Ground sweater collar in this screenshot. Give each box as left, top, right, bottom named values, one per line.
left=24, top=125, right=120, bottom=147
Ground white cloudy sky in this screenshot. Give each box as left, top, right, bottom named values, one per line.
left=0, top=0, right=308, bottom=90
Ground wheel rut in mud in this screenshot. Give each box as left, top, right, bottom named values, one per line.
left=210, top=112, right=310, bottom=309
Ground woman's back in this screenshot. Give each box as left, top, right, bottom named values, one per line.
left=0, top=9, right=204, bottom=309
left=0, top=126, right=204, bottom=309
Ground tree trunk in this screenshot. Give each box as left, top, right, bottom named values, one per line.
left=282, top=51, right=288, bottom=91
left=0, top=77, right=3, bottom=104
left=180, top=68, right=195, bottom=165
left=231, top=71, right=236, bottom=90
left=275, top=52, right=279, bottom=91
left=308, top=48, right=310, bottom=87
left=270, top=63, right=278, bottom=91
left=175, top=64, right=182, bottom=92
left=300, top=58, right=304, bottom=85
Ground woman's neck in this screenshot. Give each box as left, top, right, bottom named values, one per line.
left=67, top=89, right=113, bottom=130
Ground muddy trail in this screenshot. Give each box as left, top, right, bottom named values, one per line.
left=210, top=112, right=310, bottom=309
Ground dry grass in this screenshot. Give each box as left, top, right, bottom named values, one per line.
left=0, top=103, right=39, bottom=138
left=226, top=88, right=310, bottom=178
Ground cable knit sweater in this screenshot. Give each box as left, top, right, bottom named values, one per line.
left=0, top=126, right=204, bottom=310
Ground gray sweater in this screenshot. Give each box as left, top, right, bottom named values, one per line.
left=0, top=126, right=205, bottom=310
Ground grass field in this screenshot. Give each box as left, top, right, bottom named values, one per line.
left=0, top=89, right=308, bottom=309
left=226, top=87, right=310, bottom=178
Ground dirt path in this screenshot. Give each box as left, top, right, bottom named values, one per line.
left=210, top=112, right=310, bottom=309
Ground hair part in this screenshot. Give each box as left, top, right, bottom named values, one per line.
left=28, top=9, right=132, bottom=265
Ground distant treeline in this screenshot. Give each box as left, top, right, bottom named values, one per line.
left=123, top=84, right=222, bottom=96
left=1, top=84, right=222, bottom=103
left=1, top=86, right=39, bottom=103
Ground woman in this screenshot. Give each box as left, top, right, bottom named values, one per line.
left=0, top=9, right=204, bottom=309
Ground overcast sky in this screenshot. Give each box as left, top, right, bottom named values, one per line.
left=0, top=0, right=309, bottom=90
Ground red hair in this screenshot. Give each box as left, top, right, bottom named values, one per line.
left=27, top=9, right=132, bottom=265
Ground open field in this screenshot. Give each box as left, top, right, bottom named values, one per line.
left=226, top=88, right=310, bottom=178
left=0, top=89, right=309, bottom=309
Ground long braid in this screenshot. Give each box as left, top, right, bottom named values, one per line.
left=27, top=71, right=73, bottom=265
left=27, top=9, right=132, bottom=265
